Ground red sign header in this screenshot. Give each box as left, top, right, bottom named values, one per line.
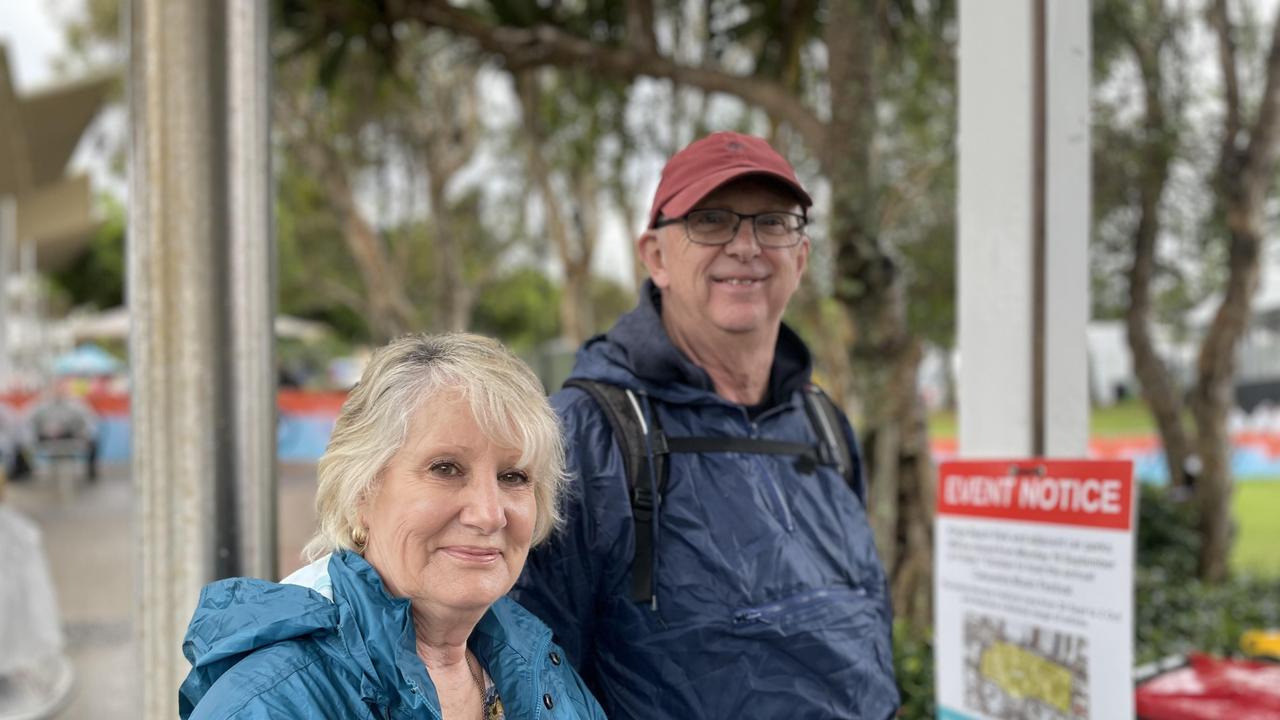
left=936, top=459, right=1134, bottom=530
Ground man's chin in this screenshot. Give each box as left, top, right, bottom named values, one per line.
left=710, top=312, right=770, bottom=336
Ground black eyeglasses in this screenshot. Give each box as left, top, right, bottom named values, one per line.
left=653, top=209, right=808, bottom=248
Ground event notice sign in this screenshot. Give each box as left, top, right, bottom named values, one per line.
left=934, top=459, right=1136, bottom=720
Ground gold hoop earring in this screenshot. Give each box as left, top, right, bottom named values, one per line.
left=351, top=525, right=368, bottom=552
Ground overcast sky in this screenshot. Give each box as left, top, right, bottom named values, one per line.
left=0, top=1, right=67, bottom=90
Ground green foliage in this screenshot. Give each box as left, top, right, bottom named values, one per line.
left=275, top=154, right=375, bottom=341
left=874, top=1, right=958, bottom=350
left=1135, top=572, right=1280, bottom=664
left=470, top=268, right=562, bottom=353
left=1137, top=483, right=1201, bottom=583
left=588, top=276, right=636, bottom=335
left=893, top=622, right=936, bottom=720
left=1089, top=0, right=1228, bottom=328
left=1132, top=483, right=1280, bottom=662
left=48, top=194, right=126, bottom=310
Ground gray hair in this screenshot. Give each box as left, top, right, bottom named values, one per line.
left=302, top=333, right=566, bottom=561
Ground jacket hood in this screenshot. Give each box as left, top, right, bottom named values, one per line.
left=570, top=279, right=813, bottom=407
left=180, top=551, right=558, bottom=717
left=180, top=571, right=340, bottom=714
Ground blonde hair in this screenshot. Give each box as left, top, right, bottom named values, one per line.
left=302, top=333, right=566, bottom=561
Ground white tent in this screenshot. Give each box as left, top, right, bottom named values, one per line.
left=58, top=307, right=330, bottom=344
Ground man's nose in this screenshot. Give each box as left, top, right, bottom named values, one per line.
left=723, top=217, right=761, bottom=260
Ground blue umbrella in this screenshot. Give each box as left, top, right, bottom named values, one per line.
left=51, top=343, right=123, bottom=376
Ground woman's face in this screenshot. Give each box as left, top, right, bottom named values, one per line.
left=359, top=391, right=537, bottom=618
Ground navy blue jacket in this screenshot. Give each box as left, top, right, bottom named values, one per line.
left=512, top=282, right=900, bottom=719
left=180, top=550, right=605, bottom=719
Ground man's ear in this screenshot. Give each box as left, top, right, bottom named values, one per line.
left=637, top=230, right=670, bottom=288
left=795, top=235, right=810, bottom=277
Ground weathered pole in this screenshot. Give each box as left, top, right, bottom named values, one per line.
left=128, top=2, right=274, bottom=717
left=227, top=0, right=278, bottom=584
left=0, top=196, right=12, bottom=382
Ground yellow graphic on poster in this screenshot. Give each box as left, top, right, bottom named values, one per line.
left=979, top=642, right=1072, bottom=712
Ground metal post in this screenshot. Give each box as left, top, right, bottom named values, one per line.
left=1042, top=0, right=1090, bottom=456
left=129, top=1, right=274, bottom=717
left=227, top=1, right=278, bottom=581
left=958, top=0, right=1090, bottom=458
left=0, top=195, right=12, bottom=385
left=19, top=237, right=38, bottom=383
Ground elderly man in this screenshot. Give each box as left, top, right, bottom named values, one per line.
left=513, top=132, right=899, bottom=718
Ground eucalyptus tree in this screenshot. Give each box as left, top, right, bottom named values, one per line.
left=1093, top=0, right=1199, bottom=491
left=283, top=0, right=958, bottom=626
left=1093, top=0, right=1280, bottom=581
left=1193, top=0, right=1280, bottom=581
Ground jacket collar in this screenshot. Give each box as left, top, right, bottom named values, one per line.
left=577, top=279, right=812, bottom=407
left=326, top=551, right=551, bottom=713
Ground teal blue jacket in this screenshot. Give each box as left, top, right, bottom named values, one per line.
left=180, top=550, right=606, bottom=719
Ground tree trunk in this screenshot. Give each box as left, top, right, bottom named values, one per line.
left=1189, top=228, right=1261, bottom=580
left=426, top=170, right=471, bottom=332
left=824, top=0, right=933, bottom=628
left=560, top=259, right=590, bottom=346
left=275, top=84, right=418, bottom=341
left=1124, top=42, right=1192, bottom=489
left=516, top=71, right=597, bottom=345
left=1192, top=0, right=1280, bottom=582
left=322, top=167, right=417, bottom=341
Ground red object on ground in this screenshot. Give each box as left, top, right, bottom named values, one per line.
left=2, top=389, right=352, bottom=417
left=1135, top=653, right=1280, bottom=719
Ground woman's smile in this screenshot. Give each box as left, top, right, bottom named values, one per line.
left=439, top=545, right=502, bottom=564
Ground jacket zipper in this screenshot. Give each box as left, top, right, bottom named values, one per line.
left=750, top=420, right=795, bottom=532
left=732, top=586, right=868, bottom=626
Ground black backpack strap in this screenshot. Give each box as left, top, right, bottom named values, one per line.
left=665, top=436, right=823, bottom=474
left=563, top=379, right=666, bottom=605
left=563, top=379, right=859, bottom=607
left=801, top=384, right=862, bottom=502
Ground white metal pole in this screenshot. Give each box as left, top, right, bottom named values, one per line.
left=958, top=0, right=1036, bottom=457
left=957, top=0, right=1090, bottom=458
left=1043, top=0, right=1091, bottom=456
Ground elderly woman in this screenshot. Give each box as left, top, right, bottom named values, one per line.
left=179, top=333, right=605, bottom=720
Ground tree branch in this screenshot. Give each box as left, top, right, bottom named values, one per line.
left=625, top=0, right=657, bottom=56
left=515, top=71, right=575, bottom=273
left=1208, top=0, right=1242, bottom=158
left=1243, top=9, right=1280, bottom=194
left=394, top=0, right=827, bottom=151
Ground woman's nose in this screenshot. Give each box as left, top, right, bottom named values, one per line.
left=459, top=476, right=507, bottom=532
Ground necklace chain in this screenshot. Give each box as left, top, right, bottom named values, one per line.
left=465, top=650, right=485, bottom=696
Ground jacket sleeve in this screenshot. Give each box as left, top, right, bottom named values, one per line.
left=184, top=643, right=376, bottom=720
left=511, top=388, right=632, bottom=680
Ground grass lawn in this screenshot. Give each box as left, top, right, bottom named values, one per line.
left=1233, top=480, right=1280, bottom=578
left=929, top=399, right=1160, bottom=440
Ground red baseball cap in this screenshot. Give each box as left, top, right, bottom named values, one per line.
left=647, top=132, right=813, bottom=228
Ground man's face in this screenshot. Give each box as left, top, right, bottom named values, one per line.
left=639, top=177, right=809, bottom=341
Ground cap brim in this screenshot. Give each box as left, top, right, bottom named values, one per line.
left=652, top=169, right=813, bottom=227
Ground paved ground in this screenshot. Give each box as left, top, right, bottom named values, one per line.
left=5, top=462, right=319, bottom=719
